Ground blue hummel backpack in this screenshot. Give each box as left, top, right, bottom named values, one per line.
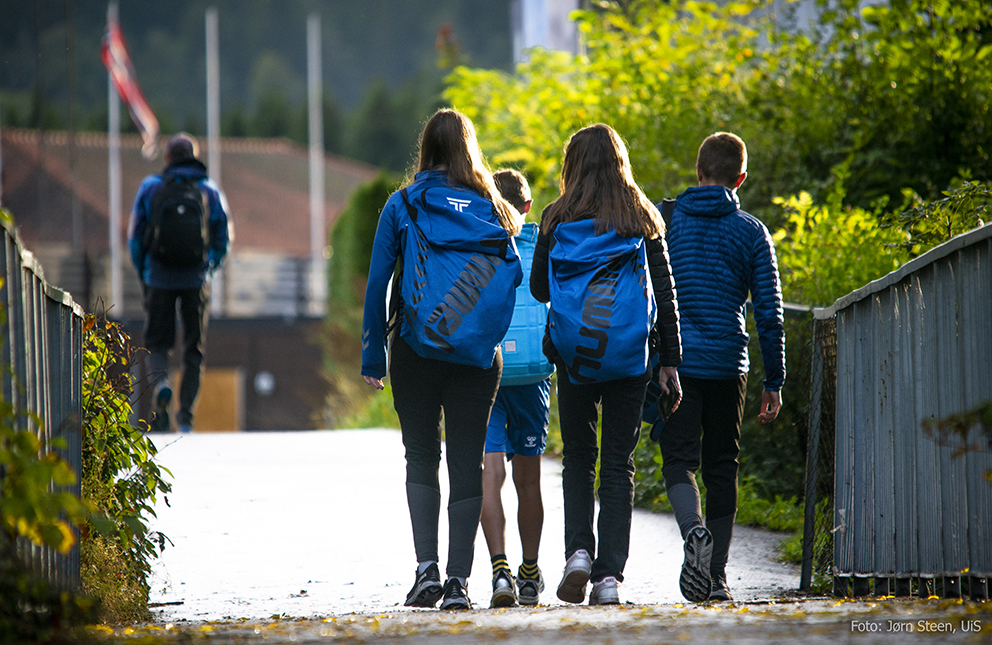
left=396, top=180, right=522, bottom=369
left=500, top=222, right=555, bottom=386
left=548, top=219, right=656, bottom=384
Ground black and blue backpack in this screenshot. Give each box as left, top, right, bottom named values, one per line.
left=500, top=223, right=555, bottom=386
left=144, top=172, right=209, bottom=270
left=548, top=219, right=656, bottom=384
left=395, top=179, right=522, bottom=369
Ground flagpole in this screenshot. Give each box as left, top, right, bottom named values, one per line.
left=108, top=0, right=123, bottom=315
left=0, top=95, right=4, bottom=207
left=307, top=12, right=326, bottom=317
left=206, top=7, right=220, bottom=184
left=205, top=6, right=224, bottom=317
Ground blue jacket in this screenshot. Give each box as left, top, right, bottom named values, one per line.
left=128, top=159, right=231, bottom=290
left=666, top=185, right=785, bottom=390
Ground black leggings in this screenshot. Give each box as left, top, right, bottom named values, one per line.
left=389, top=335, right=501, bottom=577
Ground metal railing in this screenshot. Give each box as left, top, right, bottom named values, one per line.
left=803, top=223, right=992, bottom=599
left=1, top=214, right=85, bottom=589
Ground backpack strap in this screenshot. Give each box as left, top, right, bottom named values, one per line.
left=385, top=188, right=415, bottom=341
left=400, top=187, right=418, bottom=222
left=143, top=173, right=173, bottom=254
left=384, top=266, right=404, bottom=341
left=660, top=198, right=676, bottom=232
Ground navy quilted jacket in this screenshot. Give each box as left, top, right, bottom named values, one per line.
left=667, top=185, right=785, bottom=390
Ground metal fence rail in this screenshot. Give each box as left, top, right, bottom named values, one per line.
left=803, top=223, right=992, bottom=599
left=1, top=214, right=85, bottom=590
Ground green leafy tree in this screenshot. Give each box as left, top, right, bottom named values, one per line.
left=222, top=106, right=249, bottom=138
left=323, top=173, right=400, bottom=428
left=751, top=0, right=992, bottom=208
left=772, top=174, right=911, bottom=307
left=252, top=90, right=292, bottom=139
left=329, top=172, right=399, bottom=313
left=445, top=1, right=768, bottom=211
left=885, top=179, right=992, bottom=257
left=345, top=78, right=434, bottom=172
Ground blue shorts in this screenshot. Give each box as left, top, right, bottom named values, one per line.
left=485, top=378, right=552, bottom=458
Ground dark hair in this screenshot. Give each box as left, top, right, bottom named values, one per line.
left=166, top=132, right=198, bottom=162
left=493, top=169, right=531, bottom=212
left=541, top=123, right=663, bottom=239
left=696, top=132, right=747, bottom=187
left=415, top=109, right=521, bottom=235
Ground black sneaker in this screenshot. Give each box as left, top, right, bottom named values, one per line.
left=490, top=569, right=517, bottom=607
left=439, top=578, right=472, bottom=610
left=404, top=563, right=443, bottom=607
left=709, top=569, right=734, bottom=602
left=149, top=386, right=172, bottom=433
left=679, top=526, right=713, bottom=603
left=516, top=567, right=544, bottom=606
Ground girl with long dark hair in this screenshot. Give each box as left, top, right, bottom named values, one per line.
left=531, top=123, right=682, bottom=605
left=361, top=108, right=522, bottom=610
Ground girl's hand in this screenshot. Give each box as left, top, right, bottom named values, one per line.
left=658, top=366, right=682, bottom=413
left=363, top=375, right=385, bottom=390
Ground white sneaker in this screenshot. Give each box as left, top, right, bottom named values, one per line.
left=556, top=549, right=592, bottom=604
left=589, top=576, right=620, bottom=605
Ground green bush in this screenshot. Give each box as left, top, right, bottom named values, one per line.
left=80, top=313, right=172, bottom=623
left=328, top=172, right=400, bottom=316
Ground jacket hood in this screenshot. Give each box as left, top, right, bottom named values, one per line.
left=405, top=172, right=511, bottom=254
left=550, top=219, right=643, bottom=278
left=676, top=185, right=740, bottom=218
left=164, top=158, right=208, bottom=180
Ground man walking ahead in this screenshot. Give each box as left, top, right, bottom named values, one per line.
left=659, top=132, right=785, bottom=603
left=129, top=132, right=231, bottom=433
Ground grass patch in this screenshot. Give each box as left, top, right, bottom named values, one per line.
left=336, top=383, right=400, bottom=429
left=80, top=536, right=148, bottom=623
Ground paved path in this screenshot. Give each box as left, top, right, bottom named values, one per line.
left=146, top=429, right=798, bottom=622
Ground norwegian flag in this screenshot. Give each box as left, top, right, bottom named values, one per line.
left=101, top=14, right=159, bottom=159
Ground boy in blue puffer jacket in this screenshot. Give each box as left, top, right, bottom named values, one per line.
left=659, top=132, right=785, bottom=603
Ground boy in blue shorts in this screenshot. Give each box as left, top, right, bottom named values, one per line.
left=481, top=169, right=554, bottom=607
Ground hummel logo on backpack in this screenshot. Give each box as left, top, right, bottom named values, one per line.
left=392, top=179, right=523, bottom=368
left=446, top=197, right=472, bottom=212
left=548, top=219, right=656, bottom=384
left=144, top=173, right=209, bottom=270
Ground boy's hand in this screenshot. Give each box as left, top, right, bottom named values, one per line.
left=658, top=366, right=682, bottom=413
left=363, top=375, right=384, bottom=390
left=758, top=389, right=781, bottom=423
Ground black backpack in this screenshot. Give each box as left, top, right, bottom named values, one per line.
left=144, top=173, right=209, bottom=270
